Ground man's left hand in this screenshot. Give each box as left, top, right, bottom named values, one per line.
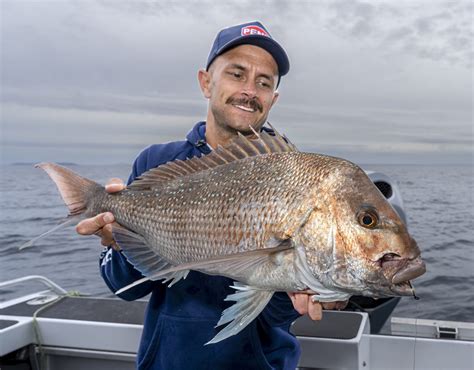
left=288, top=292, right=348, bottom=320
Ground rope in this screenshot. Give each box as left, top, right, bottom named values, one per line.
left=31, top=291, right=83, bottom=370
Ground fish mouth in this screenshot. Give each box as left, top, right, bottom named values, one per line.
left=388, top=256, right=426, bottom=295
left=390, top=280, right=415, bottom=295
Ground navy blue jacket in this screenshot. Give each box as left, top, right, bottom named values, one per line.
left=100, top=121, right=301, bottom=370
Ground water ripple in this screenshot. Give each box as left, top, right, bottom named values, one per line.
left=1, top=164, right=472, bottom=323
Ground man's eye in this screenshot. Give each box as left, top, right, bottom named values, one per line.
left=257, top=80, right=271, bottom=89
left=228, top=72, right=242, bottom=78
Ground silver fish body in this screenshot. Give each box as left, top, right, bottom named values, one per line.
left=96, top=152, right=337, bottom=290
left=35, top=129, right=426, bottom=344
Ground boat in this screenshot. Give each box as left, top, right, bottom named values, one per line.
left=1, top=276, right=472, bottom=370
left=1, top=173, right=473, bottom=369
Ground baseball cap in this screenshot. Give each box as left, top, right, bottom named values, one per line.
left=206, top=21, right=290, bottom=78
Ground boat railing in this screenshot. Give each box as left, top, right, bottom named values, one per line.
left=0, top=275, right=67, bottom=296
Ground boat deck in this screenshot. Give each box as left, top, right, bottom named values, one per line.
left=0, top=296, right=147, bottom=326
left=1, top=291, right=473, bottom=369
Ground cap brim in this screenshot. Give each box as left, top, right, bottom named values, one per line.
left=208, top=35, right=290, bottom=76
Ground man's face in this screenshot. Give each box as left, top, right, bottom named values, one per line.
left=200, top=44, right=280, bottom=135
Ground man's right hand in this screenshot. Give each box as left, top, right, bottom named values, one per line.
left=75, top=178, right=125, bottom=250
left=288, top=291, right=348, bottom=320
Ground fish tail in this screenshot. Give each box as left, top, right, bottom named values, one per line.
left=36, top=162, right=103, bottom=216
left=19, top=163, right=103, bottom=250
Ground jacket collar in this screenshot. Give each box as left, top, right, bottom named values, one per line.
left=186, top=121, right=211, bottom=155
left=186, top=121, right=277, bottom=155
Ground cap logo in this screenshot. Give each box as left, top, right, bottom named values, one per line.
left=241, top=25, right=269, bottom=37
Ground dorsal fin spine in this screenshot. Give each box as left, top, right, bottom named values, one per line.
left=176, top=159, right=195, bottom=172
left=183, top=159, right=201, bottom=172
left=231, top=138, right=250, bottom=158
left=258, top=137, right=272, bottom=154
left=204, top=155, right=223, bottom=167
left=167, top=161, right=189, bottom=175
left=160, top=167, right=183, bottom=177
left=236, top=132, right=260, bottom=156
left=127, top=127, right=298, bottom=191
left=212, top=149, right=231, bottom=164
left=197, top=159, right=212, bottom=169
left=248, top=127, right=271, bottom=154
left=216, top=146, right=240, bottom=162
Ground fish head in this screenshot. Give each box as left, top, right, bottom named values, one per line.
left=301, top=163, right=426, bottom=298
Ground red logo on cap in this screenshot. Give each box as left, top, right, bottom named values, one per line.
left=241, top=26, right=269, bottom=37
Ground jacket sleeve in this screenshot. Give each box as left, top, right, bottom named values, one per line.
left=99, top=248, right=155, bottom=301
left=99, top=144, right=169, bottom=301
left=259, top=292, right=301, bottom=327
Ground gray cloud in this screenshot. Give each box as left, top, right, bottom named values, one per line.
left=1, top=0, right=471, bottom=165
left=325, top=0, right=472, bottom=68
left=2, top=87, right=204, bottom=117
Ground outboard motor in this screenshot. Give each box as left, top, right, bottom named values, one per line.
left=366, top=171, right=407, bottom=225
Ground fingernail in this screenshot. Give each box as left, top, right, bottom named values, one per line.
left=104, top=213, right=114, bottom=223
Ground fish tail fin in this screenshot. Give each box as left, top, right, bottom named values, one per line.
left=36, top=162, right=103, bottom=216
left=19, top=163, right=103, bottom=250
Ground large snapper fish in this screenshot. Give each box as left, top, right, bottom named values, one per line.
left=29, top=128, right=425, bottom=344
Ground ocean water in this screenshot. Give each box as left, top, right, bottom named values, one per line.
left=0, top=163, right=473, bottom=323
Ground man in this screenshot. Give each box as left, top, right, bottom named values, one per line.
left=77, top=21, right=346, bottom=369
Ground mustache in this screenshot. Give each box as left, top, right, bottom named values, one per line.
left=226, top=96, right=263, bottom=113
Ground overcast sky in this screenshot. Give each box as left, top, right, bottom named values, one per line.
left=1, top=0, right=472, bottom=165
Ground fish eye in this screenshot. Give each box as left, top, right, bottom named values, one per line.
left=357, top=208, right=379, bottom=229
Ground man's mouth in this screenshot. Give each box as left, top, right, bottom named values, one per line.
left=227, top=96, right=263, bottom=113
left=233, top=104, right=257, bottom=113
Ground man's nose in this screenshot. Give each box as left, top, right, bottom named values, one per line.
left=241, top=79, right=257, bottom=97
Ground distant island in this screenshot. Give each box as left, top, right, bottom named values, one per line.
left=10, top=162, right=78, bottom=166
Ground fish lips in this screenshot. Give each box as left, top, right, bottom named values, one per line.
left=389, top=256, right=426, bottom=295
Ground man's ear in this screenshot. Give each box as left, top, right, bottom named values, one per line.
left=270, top=91, right=280, bottom=108
left=198, top=69, right=211, bottom=99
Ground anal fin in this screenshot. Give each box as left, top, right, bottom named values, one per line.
left=163, top=270, right=190, bottom=287
left=206, top=283, right=274, bottom=345
left=116, top=237, right=292, bottom=296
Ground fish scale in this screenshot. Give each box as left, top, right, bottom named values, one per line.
left=30, top=128, right=425, bottom=344
left=99, top=153, right=311, bottom=264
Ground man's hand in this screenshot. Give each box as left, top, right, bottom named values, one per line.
left=75, top=178, right=125, bottom=250
left=288, top=291, right=348, bottom=320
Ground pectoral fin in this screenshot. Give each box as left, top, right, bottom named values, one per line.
left=112, top=224, right=190, bottom=291
left=116, top=242, right=292, bottom=295
left=206, top=283, right=274, bottom=345
left=112, top=224, right=176, bottom=276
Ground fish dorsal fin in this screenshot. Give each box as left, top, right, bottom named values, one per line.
left=127, top=125, right=298, bottom=190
